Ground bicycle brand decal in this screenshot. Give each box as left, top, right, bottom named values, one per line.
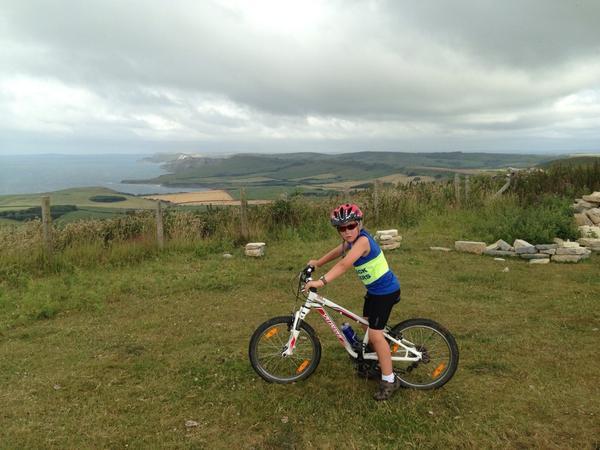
left=315, top=307, right=346, bottom=345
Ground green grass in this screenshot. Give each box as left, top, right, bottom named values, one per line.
left=0, top=187, right=157, bottom=210
left=0, top=234, right=598, bottom=448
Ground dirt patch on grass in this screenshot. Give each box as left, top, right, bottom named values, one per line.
left=144, top=190, right=270, bottom=205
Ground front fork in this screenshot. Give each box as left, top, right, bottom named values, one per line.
left=281, top=305, right=310, bottom=356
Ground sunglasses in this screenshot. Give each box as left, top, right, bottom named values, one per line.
left=337, top=223, right=359, bottom=232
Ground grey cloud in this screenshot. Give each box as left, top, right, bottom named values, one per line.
left=0, top=0, right=599, bottom=153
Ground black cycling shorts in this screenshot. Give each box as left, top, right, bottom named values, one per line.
left=362, top=289, right=401, bottom=330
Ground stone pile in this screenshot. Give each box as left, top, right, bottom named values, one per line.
left=573, top=191, right=600, bottom=249
left=375, top=229, right=402, bottom=250
left=455, top=238, right=593, bottom=264
left=573, top=191, right=600, bottom=230
left=245, top=242, right=266, bottom=257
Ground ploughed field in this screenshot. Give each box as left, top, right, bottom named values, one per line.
left=0, top=232, right=598, bottom=448
left=144, top=190, right=271, bottom=206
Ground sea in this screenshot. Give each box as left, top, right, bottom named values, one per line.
left=0, top=154, right=198, bottom=196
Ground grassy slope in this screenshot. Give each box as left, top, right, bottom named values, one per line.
left=134, top=152, right=554, bottom=188
left=0, top=228, right=598, bottom=448
left=0, top=187, right=157, bottom=210
left=538, top=155, right=600, bottom=169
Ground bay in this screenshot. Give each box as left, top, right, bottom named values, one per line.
left=0, top=154, right=197, bottom=196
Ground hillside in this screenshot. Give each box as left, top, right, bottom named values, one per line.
left=127, top=151, right=555, bottom=191
left=538, top=155, right=600, bottom=169
left=0, top=187, right=159, bottom=223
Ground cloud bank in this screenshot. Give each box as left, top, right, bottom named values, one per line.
left=1, top=0, right=599, bottom=154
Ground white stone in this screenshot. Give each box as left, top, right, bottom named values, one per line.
left=381, top=242, right=400, bottom=250
left=376, top=229, right=398, bottom=238
left=222, top=253, right=233, bottom=258
left=585, top=208, right=600, bottom=225
left=245, top=248, right=265, bottom=257
left=582, top=192, right=600, bottom=203
left=529, top=258, right=550, bottom=264
left=552, top=254, right=584, bottom=263
left=578, top=238, right=600, bottom=250
left=513, top=239, right=536, bottom=254
left=556, top=246, right=588, bottom=255
left=484, top=249, right=517, bottom=257
left=486, top=239, right=512, bottom=251
left=535, top=244, right=557, bottom=250
left=579, top=226, right=600, bottom=238
left=573, top=199, right=596, bottom=211
left=455, top=241, right=486, bottom=254
left=520, top=253, right=548, bottom=259
left=493, top=258, right=505, bottom=261
left=430, top=246, right=451, bottom=252
left=575, top=213, right=594, bottom=226
left=559, top=241, right=580, bottom=248
left=245, top=242, right=266, bottom=250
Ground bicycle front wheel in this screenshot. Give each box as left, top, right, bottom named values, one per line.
left=388, top=318, right=459, bottom=390
left=249, top=316, right=321, bottom=384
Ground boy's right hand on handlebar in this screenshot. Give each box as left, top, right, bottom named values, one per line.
left=302, top=279, right=324, bottom=293
left=307, top=259, right=319, bottom=268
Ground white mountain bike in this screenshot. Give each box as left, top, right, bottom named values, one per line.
left=249, top=266, right=459, bottom=389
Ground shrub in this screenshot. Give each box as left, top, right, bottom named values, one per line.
left=89, top=195, right=127, bottom=203
left=0, top=205, right=77, bottom=221
left=463, top=195, right=579, bottom=244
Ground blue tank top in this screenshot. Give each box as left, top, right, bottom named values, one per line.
left=349, top=229, right=400, bottom=295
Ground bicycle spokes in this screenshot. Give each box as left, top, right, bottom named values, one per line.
left=390, top=323, right=455, bottom=388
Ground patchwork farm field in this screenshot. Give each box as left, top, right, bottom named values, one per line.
left=0, top=229, right=598, bottom=448
left=144, top=190, right=271, bottom=206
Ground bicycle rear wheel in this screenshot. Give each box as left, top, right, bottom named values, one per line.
left=249, top=316, right=321, bottom=384
left=388, top=318, right=459, bottom=390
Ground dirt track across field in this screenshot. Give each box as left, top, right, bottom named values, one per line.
left=144, top=190, right=270, bottom=205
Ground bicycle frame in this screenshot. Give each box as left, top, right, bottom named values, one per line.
left=282, top=290, right=422, bottom=362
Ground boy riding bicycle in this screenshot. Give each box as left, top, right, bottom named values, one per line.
left=303, top=203, right=401, bottom=401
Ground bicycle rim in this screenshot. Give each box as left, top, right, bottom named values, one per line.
left=252, top=320, right=319, bottom=383
left=390, top=323, right=456, bottom=389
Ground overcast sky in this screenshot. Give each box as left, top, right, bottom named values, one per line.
left=1, top=0, right=600, bottom=155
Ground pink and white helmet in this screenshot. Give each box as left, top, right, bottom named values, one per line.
left=330, top=203, right=363, bottom=227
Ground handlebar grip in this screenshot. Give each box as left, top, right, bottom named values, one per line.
left=309, top=287, right=317, bottom=293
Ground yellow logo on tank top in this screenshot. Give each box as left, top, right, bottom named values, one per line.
left=354, top=251, right=389, bottom=285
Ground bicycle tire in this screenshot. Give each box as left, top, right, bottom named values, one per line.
left=249, top=316, right=322, bottom=384
left=388, top=318, right=459, bottom=390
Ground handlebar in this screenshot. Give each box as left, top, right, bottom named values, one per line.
left=300, top=265, right=317, bottom=293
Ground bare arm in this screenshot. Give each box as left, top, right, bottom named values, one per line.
left=309, top=243, right=346, bottom=268
left=304, top=237, right=370, bottom=291
left=322, top=237, right=369, bottom=284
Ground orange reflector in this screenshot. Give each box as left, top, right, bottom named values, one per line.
left=296, top=360, right=310, bottom=373
left=264, top=328, right=278, bottom=339
left=432, top=363, right=446, bottom=378
left=391, top=344, right=399, bottom=353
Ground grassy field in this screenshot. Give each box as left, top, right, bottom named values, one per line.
left=0, top=223, right=598, bottom=448
left=0, top=187, right=159, bottom=215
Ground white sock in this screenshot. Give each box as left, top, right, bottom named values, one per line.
left=382, top=373, right=395, bottom=383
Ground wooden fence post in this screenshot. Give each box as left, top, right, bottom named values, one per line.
left=373, top=179, right=381, bottom=225
left=454, top=173, right=461, bottom=205
left=464, top=175, right=470, bottom=203
left=41, top=196, right=53, bottom=258
left=156, top=201, right=164, bottom=249
left=240, top=187, right=248, bottom=241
